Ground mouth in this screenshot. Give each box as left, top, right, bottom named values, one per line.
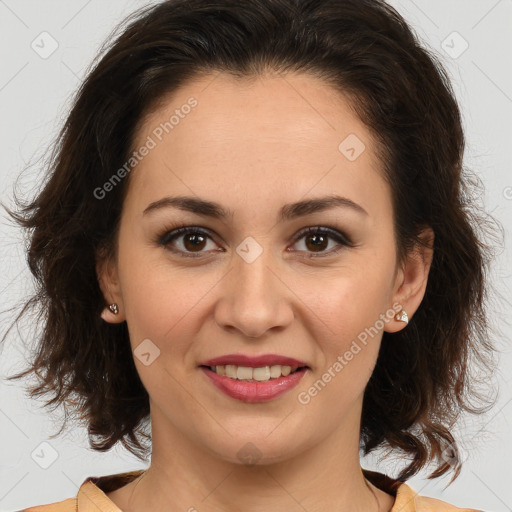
left=198, top=362, right=309, bottom=403
left=200, top=364, right=308, bottom=382
left=198, top=354, right=310, bottom=402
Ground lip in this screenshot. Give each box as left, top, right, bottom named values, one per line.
left=199, top=354, right=309, bottom=368
left=200, top=366, right=308, bottom=403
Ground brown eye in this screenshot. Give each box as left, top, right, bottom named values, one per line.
left=291, top=226, right=353, bottom=258
left=158, top=225, right=353, bottom=259
left=304, top=232, right=329, bottom=252
left=159, top=227, right=218, bottom=257
left=182, top=232, right=207, bottom=251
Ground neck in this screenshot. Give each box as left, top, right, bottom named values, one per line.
left=112, top=401, right=392, bottom=512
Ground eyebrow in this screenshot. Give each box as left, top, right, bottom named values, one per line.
left=143, top=194, right=368, bottom=221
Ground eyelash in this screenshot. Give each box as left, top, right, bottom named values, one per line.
left=156, top=224, right=354, bottom=259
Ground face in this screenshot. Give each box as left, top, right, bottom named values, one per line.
left=98, top=71, right=432, bottom=465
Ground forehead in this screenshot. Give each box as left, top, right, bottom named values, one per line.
left=136, top=70, right=374, bottom=154
left=127, top=71, right=389, bottom=222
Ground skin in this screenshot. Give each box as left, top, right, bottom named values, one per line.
left=97, top=71, right=433, bottom=512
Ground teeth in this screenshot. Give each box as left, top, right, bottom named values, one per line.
left=209, top=364, right=300, bottom=381
left=253, top=366, right=270, bottom=381
left=237, top=366, right=253, bottom=380
left=225, top=365, right=237, bottom=379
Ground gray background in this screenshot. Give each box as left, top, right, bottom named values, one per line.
left=0, top=1, right=511, bottom=511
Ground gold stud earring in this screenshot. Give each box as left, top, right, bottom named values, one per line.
left=109, top=303, right=119, bottom=315
left=395, top=309, right=408, bottom=324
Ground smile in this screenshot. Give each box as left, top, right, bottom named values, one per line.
left=200, top=365, right=308, bottom=403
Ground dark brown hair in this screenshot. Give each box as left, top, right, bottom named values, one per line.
left=3, top=0, right=500, bottom=482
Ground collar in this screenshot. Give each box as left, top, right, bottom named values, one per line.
left=79, top=468, right=419, bottom=511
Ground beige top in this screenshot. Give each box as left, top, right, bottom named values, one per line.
left=20, top=469, right=484, bottom=511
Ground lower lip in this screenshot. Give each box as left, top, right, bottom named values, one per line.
left=199, top=366, right=308, bottom=403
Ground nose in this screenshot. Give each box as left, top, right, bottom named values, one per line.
left=213, top=247, right=294, bottom=339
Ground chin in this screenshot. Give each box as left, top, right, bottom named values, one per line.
left=201, top=430, right=313, bottom=467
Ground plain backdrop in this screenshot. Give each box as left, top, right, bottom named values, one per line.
left=0, top=1, right=511, bottom=511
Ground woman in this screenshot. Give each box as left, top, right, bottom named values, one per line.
left=5, top=0, right=497, bottom=510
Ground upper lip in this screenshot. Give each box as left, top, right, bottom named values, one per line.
left=200, top=354, right=309, bottom=368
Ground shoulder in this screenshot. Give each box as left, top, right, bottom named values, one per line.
left=18, top=470, right=144, bottom=512
left=363, top=469, right=484, bottom=512
left=18, top=497, right=76, bottom=512
left=394, top=481, right=485, bottom=511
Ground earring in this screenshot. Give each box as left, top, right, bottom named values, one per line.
left=109, top=303, right=119, bottom=315
left=395, top=309, right=409, bottom=324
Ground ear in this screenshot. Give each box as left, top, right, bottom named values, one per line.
left=96, top=248, right=125, bottom=323
left=385, top=226, right=434, bottom=333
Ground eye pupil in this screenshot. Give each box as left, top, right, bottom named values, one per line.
left=306, top=234, right=328, bottom=252
left=184, top=233, right=206, bottom=251
left=161, top=226, right=348, bottom=258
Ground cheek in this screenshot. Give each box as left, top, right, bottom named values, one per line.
left=116, top=254, right=205, bottom=398
left=117, top=242, right=222, bottom=358
left=300, top=300, right=385, bottom=418
left=309, top=264, right=393, bottom=342
left=301, top=260, right=394, bottom=397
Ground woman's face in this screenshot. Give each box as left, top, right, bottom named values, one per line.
left=99, top=71, right=431, bottom=465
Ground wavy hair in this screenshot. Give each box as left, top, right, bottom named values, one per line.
left=3, top=0, right=500, bottom=482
